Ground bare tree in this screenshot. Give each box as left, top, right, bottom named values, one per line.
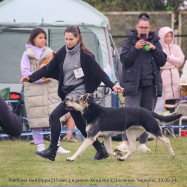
left=83, top=0, right=185, bottom=11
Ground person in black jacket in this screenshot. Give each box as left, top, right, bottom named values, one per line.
left=0, top=95, right=22, bottom=137
left=115, top=13, right=167, bottom=153
left=20, top=25, right=123, bottom=161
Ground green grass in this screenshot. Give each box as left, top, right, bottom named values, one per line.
left=0, top=137, right=187, bottom=187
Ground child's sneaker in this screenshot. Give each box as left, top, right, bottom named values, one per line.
left=57, top=146, right=70, bottom=154
left=37, top=144, right=45, bottom=152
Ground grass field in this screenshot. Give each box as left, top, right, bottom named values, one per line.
left=0, top=137, right=187, bottom=187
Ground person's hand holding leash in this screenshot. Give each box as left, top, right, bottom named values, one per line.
left=112, top=85, right=124, bottom=93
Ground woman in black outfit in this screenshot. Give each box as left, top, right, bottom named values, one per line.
left=20, top=25, right=123, bottom=161
left=115, top=13, right=167, bottom=153
left=0, top=95, right=22, bottom=137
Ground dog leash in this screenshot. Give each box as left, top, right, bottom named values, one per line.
left=155, top=140, right=158, bottom=154
left=93, top=92, right=113, bottom=100
left=117, top=93, right=125, bottom=107
left=94, top=91, right=125, bottom=107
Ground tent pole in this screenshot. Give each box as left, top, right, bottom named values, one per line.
left=109, top=32, right=120, bottom=60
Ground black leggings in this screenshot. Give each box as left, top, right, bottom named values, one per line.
left=49, top=100, right=102, bottom=150
left=0, top=95, right=22, bottom=137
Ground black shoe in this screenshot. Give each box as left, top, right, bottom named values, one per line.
left=92, top=142, right=109, bottom=160
left=35, top=144, right=58, bottom=161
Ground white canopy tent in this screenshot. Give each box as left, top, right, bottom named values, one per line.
left=0, top=0, right=117, bottom=106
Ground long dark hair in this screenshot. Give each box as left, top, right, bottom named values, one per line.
left=27, top=28, right=47, bottom=46
left=136, top=13, right=151, bottom=25
left=64, top=25, right=93, bottom=56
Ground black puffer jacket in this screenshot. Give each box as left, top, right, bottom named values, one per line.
left=120, top=30, right=167, bottom=97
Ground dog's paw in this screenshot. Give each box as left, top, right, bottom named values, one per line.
left=114, top=150, right=123, bottom=157
left=117, top=157, right=125, bottom=161
left=171, top=154, right=175, bottom=158
left=66, top=157, right=75, bottom=162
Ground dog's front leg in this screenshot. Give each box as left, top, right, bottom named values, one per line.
left=103, top=137, right=117, bottom=156
left=117, top=147, right=135, bottom=161
left=117, top=128, right=137, bottom=161
left=66, top=138, right=94, bottom=161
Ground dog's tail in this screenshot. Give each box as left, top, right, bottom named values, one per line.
left=151, top=112, right=182, bottom=125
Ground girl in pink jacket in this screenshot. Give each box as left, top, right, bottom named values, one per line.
left=158, top=27, right=185, bottom=112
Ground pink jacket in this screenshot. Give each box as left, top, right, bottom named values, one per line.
left=158, top=27, right=185, bottom=100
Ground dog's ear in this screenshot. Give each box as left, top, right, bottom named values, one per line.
left=88, top=93, right=94, bottom=99
left=72, top=96, right=79, bottom=103
left=81, top=93, right=94, bottom=103
left=81, top=94, right=88, bottom=103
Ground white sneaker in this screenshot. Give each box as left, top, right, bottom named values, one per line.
left=37, top=144, right=45, bottom=152
left=138, top=144, right=151, bottom=152
left=57, top=146, right=70, bottom=154
left=115, top=142, right=128, bottom=152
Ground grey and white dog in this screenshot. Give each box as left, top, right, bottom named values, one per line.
left=65, top=93, right=182, bottom=162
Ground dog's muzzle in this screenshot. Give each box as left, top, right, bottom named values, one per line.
left=64, top=99, right=80, bottom=111
left=64, top=100, right=74, bottom=111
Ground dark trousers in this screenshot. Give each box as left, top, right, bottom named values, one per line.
left=122, top=85, right=157, bottom=143
left=0, top=95, right=22, bottom=137
left=49, top=100, right=102, bottom=150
